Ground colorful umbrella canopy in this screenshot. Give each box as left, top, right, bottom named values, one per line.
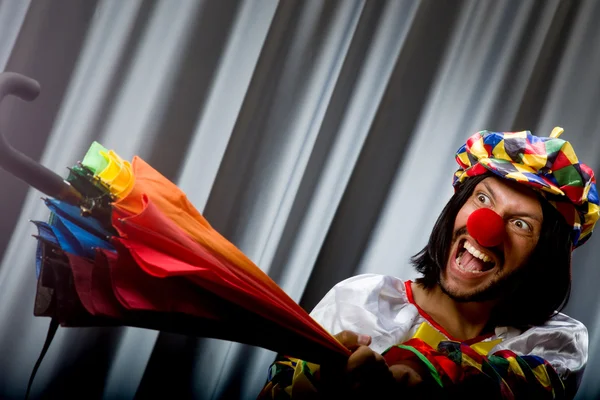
left=0, top=72, right=350, bottom=395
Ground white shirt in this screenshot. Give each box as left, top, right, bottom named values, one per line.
left=310, top=274, right=588, bottom=381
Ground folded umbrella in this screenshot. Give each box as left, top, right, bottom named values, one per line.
left=33, top=204, right=345, bottom=357
left=0, top=72, right=351, bottom=397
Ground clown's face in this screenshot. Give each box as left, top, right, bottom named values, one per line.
left=441, top=176, right=543, bottom=302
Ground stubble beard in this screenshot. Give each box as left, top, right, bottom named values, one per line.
left=438, top=269, right=524, bottom=303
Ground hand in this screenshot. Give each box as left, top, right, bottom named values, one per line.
left=320, top=331, right=395, bottom=398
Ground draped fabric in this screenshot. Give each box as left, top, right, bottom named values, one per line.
left=0, top=0, right=599, bottom=399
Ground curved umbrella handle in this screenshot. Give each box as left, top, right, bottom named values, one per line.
left=0, top=72, right=83, bottom=204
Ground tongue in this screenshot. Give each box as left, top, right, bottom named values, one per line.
left=459, top=251, right=485, bottom=272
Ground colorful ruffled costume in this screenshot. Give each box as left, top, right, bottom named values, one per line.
left=259, top=128, right=597, bottom=399
left=258, top=276, right=585, bottom=399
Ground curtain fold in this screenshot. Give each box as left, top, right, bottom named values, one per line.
left=0, top=0, right=599, bottom=399
left=0, top=0, right=31, bottom=69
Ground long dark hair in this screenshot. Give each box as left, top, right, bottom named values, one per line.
left=411, top=172, right=573, bottom=327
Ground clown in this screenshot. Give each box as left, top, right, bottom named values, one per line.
left=259, top=127, right=598, bottom=399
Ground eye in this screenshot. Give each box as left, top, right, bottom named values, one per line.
left=511, top=219, right=532, bottom=232
left=476, top=192, right=491, bottom=206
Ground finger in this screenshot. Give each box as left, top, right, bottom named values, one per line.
left=389, top=363, right=424, bottom=387
left=346, top=347, right=394, bottom=394
left=347, top=346, right=388, bottom=374
left=334, top=330, right=371, bottom=350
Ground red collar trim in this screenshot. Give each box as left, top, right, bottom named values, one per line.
left=404, top=280, right=495, bottom=344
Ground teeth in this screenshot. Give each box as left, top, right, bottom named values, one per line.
left=463, top=241, right=492, bottom=263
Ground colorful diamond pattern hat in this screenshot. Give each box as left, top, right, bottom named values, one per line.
left=453, top=127, right=600, bottom=248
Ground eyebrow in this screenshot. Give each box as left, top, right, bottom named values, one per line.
left=481, top=181, right=497, bottom=203
left=480, top=181, right=543, bottom=223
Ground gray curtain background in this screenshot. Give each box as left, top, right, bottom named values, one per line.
left=0, top=0, right=598, bottom=398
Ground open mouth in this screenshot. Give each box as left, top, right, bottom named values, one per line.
left=455, top=239, right=496, bottom=274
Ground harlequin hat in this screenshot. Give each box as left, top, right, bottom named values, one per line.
left=453, top=127, right=600, bottom=248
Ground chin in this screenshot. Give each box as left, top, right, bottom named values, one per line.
left=439, top=267, right=522, bottom=303
left=439, top=275, right=499, bottom=302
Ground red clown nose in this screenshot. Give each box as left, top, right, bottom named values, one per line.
left=466, top=208, right=504, bottom=247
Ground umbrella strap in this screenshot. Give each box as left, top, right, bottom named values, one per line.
left=25, top=318, right=59, bottom=400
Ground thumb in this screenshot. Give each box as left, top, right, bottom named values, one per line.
left=334, top=330, right=372, bottom=350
